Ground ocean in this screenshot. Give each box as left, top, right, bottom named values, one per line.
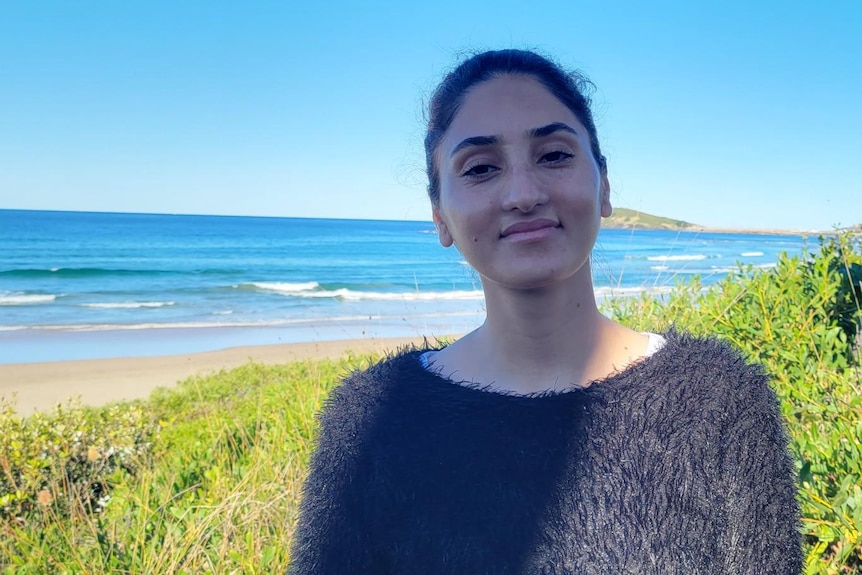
left=0, top=209, right=812, bottom=364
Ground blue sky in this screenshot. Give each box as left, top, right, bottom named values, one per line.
left=1, top=1, right=859, bottom=231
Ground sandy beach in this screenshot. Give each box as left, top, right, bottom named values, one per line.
left=0, top=336, right=437, bottom=414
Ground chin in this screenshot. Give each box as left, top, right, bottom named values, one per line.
left=486, top=268, right=583, bottom=292
left=511, top=255, right=595, bottom=288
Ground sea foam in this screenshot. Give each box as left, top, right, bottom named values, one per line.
left=646, top=254, right=708, bottom=262
left=82, top=301, right=176, bottom=309
left=0, top=293, right=57, bottom=305
left=249, top=281, right=320, bottom=292
left=247, top=282, right=483, bottom=301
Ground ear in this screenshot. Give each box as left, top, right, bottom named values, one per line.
left=432, top=206, right=454, bottom=247
left=600, top=174, right=612, bottom=218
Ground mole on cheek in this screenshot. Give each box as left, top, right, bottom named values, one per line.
left=472, top=237, right=478, bottom=243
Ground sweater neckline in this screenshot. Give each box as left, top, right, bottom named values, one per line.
left=412, top=332, right=669, bottom=400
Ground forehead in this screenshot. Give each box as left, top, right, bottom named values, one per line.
left=442, top=75, right=586, bottom=149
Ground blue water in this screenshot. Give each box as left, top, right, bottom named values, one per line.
left=0, top=209, right=811, bottom=363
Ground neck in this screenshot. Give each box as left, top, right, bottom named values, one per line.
left=467, top=270, right=617, bottom=392
left=484, top=275, right=602, bottom=357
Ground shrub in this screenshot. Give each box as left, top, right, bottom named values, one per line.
left=0, top=398, right=157, bottom=525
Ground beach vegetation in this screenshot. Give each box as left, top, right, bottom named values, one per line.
left=1, top=235, right=861, bottom=573
left=0, top=399, right=155, bottom=524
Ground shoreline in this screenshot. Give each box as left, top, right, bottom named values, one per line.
left=690, top=225, right=837, bottom=237
left=602, top=223, right=827, bottom=236
left=0, top=318, right=482, bottom=365
left=0, top=336, right=444, bottom=415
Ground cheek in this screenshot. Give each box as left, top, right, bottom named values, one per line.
left=442, top=198, right=485, bottom=239
left=454, top=214, right=482, bottom=246
left=438, top=182, right=500, bottom=248
left=571, top=186, right=603, bottom=212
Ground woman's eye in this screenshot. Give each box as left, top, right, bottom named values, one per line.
left=462, top=164, right=498, bottom=178
left=540, top=150, right=574, bottom=164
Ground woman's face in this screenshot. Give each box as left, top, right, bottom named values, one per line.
left=433, top=74, right=611, bottom=292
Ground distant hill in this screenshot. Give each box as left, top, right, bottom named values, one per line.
left=603, top=208, right=697, bottom=230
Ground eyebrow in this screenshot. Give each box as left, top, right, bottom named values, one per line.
left=449, top=135, right=498, bottom=158
left=449, top=122, right=579, bottom=158
left=529, top=122, right=579, bottom=139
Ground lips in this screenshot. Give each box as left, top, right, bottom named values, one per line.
left=500, top=218, right=559, bottom=238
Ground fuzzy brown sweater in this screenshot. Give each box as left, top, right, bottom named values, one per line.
left=289, top=332, right=802, bottom=574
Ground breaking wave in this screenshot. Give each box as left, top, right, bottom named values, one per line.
left=82, top=301, right=176, bottom=309
left=646, top=254, right=708, bottom=262
left=0, top=293, right=57, bottom=305
left=243, top=282, right=484, bottom=301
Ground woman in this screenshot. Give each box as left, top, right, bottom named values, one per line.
left=288, top=49, right=802, bottom=574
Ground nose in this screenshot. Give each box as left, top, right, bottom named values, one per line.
left=501, top=166, right=548, bottom=213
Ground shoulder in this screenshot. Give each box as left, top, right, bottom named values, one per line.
left=657, top=331, right=790, bottom=444
left=652, top=330, right=771, bottom=393
left=630, top=330, right=783, bottom=426
left=659, top=330, right=762, bottom=376
left=315, top=346, right=436, bottom=434
left=329, top=345, right=433, bottom=400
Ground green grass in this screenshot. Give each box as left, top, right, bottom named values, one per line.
left=1, top=235, right=861, bottom=574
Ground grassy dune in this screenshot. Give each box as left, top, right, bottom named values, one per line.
left=2, top=235, right=860, bottom=574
